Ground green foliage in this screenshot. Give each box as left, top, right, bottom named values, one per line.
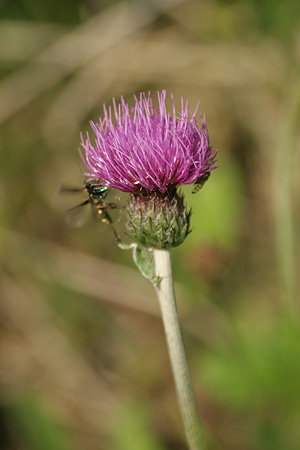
left=109, top=402, right=166, bottom=450
left=218, top=0, right=300, bottom=42
left=201, top=320, right=300, bottom=406
left=6, top=392, right=73, bottom=450
left=199, top=319, right=300, bottom=449
left=184, top=157, right=243, bottom=248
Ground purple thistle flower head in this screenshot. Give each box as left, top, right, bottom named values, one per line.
left=80, top=90, right=217, bottom=193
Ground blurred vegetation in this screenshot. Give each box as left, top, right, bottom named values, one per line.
left=0, top=0, right=299, bottom=449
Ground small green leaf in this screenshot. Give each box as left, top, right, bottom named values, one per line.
left=118, top=241, right=161, bottom=286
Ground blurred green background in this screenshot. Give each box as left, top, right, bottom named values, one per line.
left=0, top=0, right=300, bottom=449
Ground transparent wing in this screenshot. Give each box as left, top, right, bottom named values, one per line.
left=64, top=201, right=91, bottom=228
left=60, top=184, right=90, bottom=228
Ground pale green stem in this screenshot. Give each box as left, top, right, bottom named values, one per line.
left=153, top=249, right=206, bottom=450
left=274, top=78, right=300, bottom=317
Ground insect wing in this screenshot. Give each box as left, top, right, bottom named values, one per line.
left=61, top=184, right=90, bottom=228
left=61, top=182, right=124, bottom=227
left=64, top=202, right=91, bottom=228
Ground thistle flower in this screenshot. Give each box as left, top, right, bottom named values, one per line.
left=78, top=91, right=218, bottom=449
left=80, top=90, right=217, bottom=249
left=80, top=90, right=217, bottom=193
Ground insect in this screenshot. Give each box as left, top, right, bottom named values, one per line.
left=192, top=172, right=211, bottom=194
left=61, top=180, right=121, bottom=225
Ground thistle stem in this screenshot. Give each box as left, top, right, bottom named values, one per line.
left=153, top=249, right=206, bottom=450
